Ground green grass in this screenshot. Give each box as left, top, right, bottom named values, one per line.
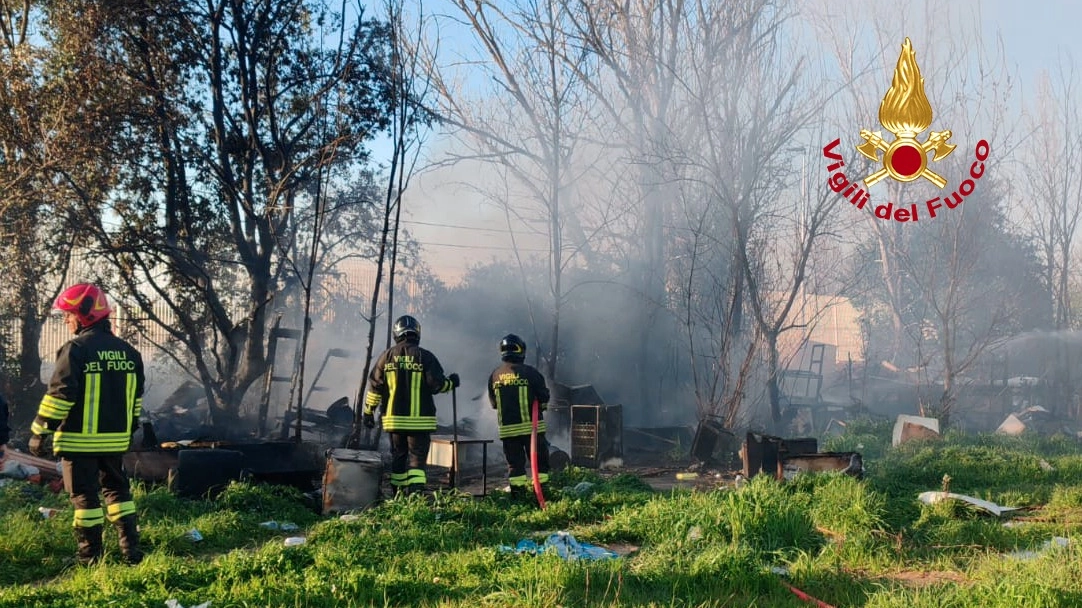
left=3, top=427, right=1082, bottom=606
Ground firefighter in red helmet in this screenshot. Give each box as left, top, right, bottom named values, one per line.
left=29, top=284, right=146, bottom=565
left=362, top=315, right=459, bottom=497
left=488, top=334, right=551, bottom=499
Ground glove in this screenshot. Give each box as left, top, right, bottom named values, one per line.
left=448, top=373, right=460, bottom=388
left=28, top=434, right=47, bottom=458
left=362, top=412, right=376, bottom=429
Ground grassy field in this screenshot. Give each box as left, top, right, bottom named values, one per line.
left=2, top=420, right=1082, bottom=607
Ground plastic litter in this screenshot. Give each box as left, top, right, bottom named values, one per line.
left=38, top=507, right=60, bottom=519
left=918, top=491, right=1022, bottom=517
left=186, top=529, right=204, bottom=542
left=1006, top=536, right=1070, bottom=560
left=165, top=600, right=211, bottom=608
left=568, top=482, right=596, bottom=497
left=339, top=513, right=361, bottom=522
left=1, top=460, right=40, bottom=480
left=284, top=536, right=306, bottom=546
left=259, top=521, right=299, bottom=531
left=498, top=531, right=619, bottom=561
left=675, top=472, right=698, bottom=480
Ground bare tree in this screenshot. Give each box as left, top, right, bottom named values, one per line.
left=416, top=0, right=600, bottom=383
left=346, top=0, right=433, bottom=446
left=1020, top=58, right=1082, bottom=331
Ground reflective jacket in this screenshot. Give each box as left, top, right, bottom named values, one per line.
left=31, top=321, right=144, bottom=455
left=488, top=361, right=550, bottom=439
left=363, top=339, right=452, bottom=432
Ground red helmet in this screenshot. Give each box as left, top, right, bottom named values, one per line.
left=55, top=283, right=111, bottom=326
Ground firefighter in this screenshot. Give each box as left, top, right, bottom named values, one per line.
left=488, top=333, right=551, bottom=499
left=28, top=284, right=145, bottom=565
left=362, top=315, right=458, bottom=497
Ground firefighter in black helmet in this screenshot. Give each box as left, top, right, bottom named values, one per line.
left=363, top=315, right=458, bottom=496
left=488, top=333, right=551, bottom=499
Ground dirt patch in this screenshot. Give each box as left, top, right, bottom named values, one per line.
left=864, top=569, right=971, bottom=588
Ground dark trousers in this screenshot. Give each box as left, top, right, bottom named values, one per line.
left=502, top=433, right=550, bottom=487
left=62, top=454, right=140, bottom=563
left=388, top=432, right=431, bottom=493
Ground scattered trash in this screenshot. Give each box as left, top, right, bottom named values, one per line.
left=675, top=472, right=699, bottom=480
left=781, top=452, right=863, bottom=480
left=893, top=415, right=940, bottom=446
left=186, top=529, right=204, bottom=542
left=498, top=532, right=619, bottom=561
left=165, top=600, right=211, bottom=608
left=259, top=521, right=299, bottom=532
left=338, top=513, right=361, bottom=522
left=1039, top=459, right=1054, bottom=472
left=770, top=565, right=789, bottom=575
left=568, top=482, right=596, bottom=497
left=733, top=474, right=747, bottom=489
left=686, top=526, right=703, bottom=541
left=917, top=492, right=1022, bottom=517
left=38, top=507, right=60, bottom=519
left=283, top=536, right=306, bottom=546
left=1006, top=537, right=1070, bottom=560
left=1, top=459, right=41, bottom=480
left=599, top=457, right=624, bottom=470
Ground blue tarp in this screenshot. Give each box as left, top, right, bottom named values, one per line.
left=499, top=531, right=620, bottom=561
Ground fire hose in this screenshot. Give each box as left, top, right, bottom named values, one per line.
left=531, top=399, right=546, bottom=510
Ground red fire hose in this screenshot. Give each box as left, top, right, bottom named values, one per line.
left=530, top=399, right=546, bottom=510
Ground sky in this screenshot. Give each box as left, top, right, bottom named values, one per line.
left=386, top=0, right=1082, bottom=285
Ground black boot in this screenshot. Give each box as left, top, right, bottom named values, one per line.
left=115, top=515, right=143, bottom=565
left=75, top=526, right=103, bottom=565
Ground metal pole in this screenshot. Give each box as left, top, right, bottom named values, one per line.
left=451, top=385, right=459, bottom=489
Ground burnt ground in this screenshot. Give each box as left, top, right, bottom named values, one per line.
left=438, top=446, right=744, bottom=497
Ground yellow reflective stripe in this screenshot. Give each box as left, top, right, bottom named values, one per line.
left=494, top=390, right=502, bottom=425
left=381, top=415, right=437, bottom=431
left=442, top=379, right=453, bottom=393
left=387, top=370, right=397, bottom=412
left=54, top=432, right=132, bottom=452
left=31, top=421, right=54, bottom=435
left=73, top=508, right=105, bottom=528
left=411, top=371, right=421, bottom=418
left=106, top=501, right=136, bottom=521
left=38, top=394, right=73, bottom=419
left=83, top=373, right=100, bottom=434
left=499, top=421, right=545, bottom=438
left=405, top=469, right=426, bottom=485
left=519, top=386, right=530, bottom=423
left=365, top=391, right=381, bottom=406
left=127, top=373, right=138, bottom=422
left=508, top=475, right=530, bottom=487
left=389, top=472, right=408, bottom=485
left=535, top=472, right=550, bottom=484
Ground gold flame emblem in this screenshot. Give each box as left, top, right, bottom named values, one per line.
left=857, top=38, right=955, bottom=188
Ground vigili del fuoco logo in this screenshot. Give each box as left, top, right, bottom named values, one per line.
left=822, top=37, right=989, bottom=222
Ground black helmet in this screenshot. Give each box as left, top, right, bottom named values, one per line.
left=500, top=333, right=526, bottom=362
left=393, top=315, right=421, bottom=343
